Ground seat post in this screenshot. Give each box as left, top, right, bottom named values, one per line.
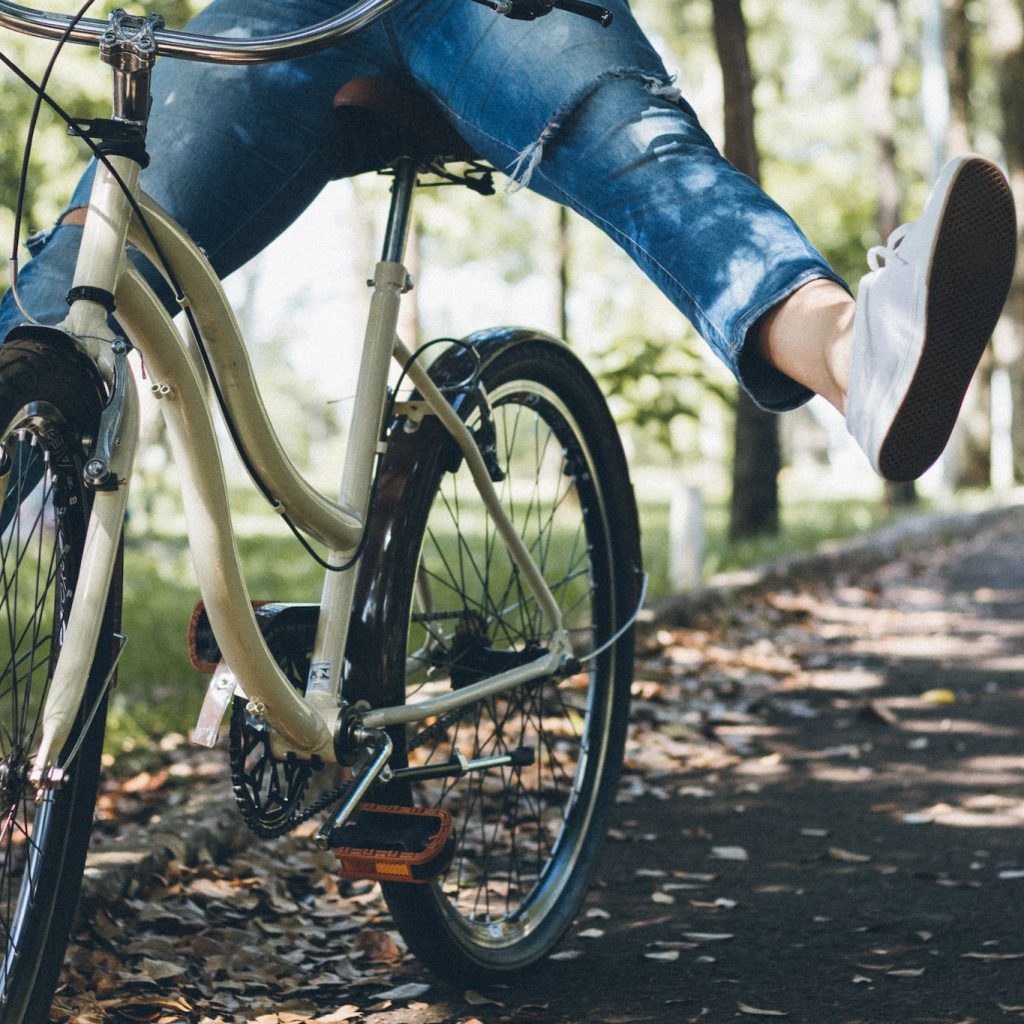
left=381, top=156, right=418, bottom=264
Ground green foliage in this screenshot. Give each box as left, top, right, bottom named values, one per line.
left=597, top=333, right=731, bottom=449
left=0, top=0, right=203, bottom=243
left=111, top=526, right=325, bottom=748
left=0, top=37, right=107, bottom=239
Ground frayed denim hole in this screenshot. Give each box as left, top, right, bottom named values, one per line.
left=24, top=227, right=54, bottom=258
left=505, top=66, right=680, bottom=191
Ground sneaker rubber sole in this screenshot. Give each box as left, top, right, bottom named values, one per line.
left=877, top=158, right=1017, bottom=482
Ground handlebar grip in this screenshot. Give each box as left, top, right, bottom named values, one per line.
left=552, top=0, right=613, bottom=26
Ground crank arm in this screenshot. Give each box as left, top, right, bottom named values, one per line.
left=389, top=746, right=534, bottom=784
left=314, top=726, right=393, bottom=850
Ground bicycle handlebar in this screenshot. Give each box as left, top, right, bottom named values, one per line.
left=0, top=0, right=611, bottom=62
left=0, top=0, right=409, bottom=63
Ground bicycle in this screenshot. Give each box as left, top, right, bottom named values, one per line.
left=0, top=1, right=642, bottom=1019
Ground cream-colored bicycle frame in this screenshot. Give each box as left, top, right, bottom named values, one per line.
left=30, top=133, right=573, bottom=779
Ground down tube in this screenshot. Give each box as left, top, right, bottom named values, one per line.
left=113, top=266, right=335, bottom=759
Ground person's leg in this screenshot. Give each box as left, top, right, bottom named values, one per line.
left=391, top=0, right=846, bottom=414
left=0, top=0, right=401, bottom=337
left=757, top=279, right=853, bottom=415
left=393, top=0, right=1015, bottom=481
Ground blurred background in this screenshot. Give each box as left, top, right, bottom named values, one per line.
left=2, top=0, right=1022, bottom=746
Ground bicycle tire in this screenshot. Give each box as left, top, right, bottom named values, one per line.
left=0, top=333, right=121, bottom=1024
left=348, top=330, right=641, bottom=978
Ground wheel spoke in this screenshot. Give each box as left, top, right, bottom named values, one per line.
left=402, top=373, right=614, bottom=935
left=0, top=369, right=108, bottom=1020
left=379, top=348, right=633, bottom=978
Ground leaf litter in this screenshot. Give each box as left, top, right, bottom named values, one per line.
left=53, top=522, right=1024, bottom=1022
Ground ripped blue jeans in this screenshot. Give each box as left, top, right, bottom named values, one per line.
left=2, top=0, right=847, bottom=410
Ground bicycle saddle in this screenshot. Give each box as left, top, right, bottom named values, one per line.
left=333, top=76, right=480, bottom=175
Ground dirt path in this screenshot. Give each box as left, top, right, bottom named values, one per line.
left=57, top=509, right=1024, bottom=1024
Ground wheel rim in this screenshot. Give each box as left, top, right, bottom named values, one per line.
left=0, top=406, right=80, bottom=995
left=402, top=379, right=616, bottom=950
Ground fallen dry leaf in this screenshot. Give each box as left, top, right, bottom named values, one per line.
left=353, top=929, right=402, bottom=963
left=961, top=952, right=1024, bottom=961
left=737, top=1002, right=788, bottom=1017
left=464, top=990, right=504, bottom=1007
left=828, top=847, right=872, bottom=863
left=140, top=958, right=187, bottom=982
left=371, top=982, right=431, bottom=1000
left=313, top=1008, right=360, bottom=1023
left=711, top=846, right=749, bottom=861
left=920, top=688, right=956, bottom=705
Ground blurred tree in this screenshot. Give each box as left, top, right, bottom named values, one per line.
left=940, top=0, right=997, bottom=489
left=945, top=0, right=973, bottom=155
left=863, top=0, right=917, bottom=507
left=556, top=205, right=569, bottom=341
left=710, top=0, right=781, bottom=540
left=985, top=0, right=1024, bottom=482
left=1, top=0, right=202, bottom=268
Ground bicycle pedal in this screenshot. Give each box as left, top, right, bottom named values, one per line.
left=329, top=803, right=454, bottom=884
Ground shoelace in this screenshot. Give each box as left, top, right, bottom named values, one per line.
left=866, top=221, right=911, bottom=271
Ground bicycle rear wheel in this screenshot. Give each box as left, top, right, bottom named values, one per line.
left=0, top=334, right=120, bottom=1024
left=350, top=331, right=641, bottom=978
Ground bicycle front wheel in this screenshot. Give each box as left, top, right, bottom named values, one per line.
left=0, top=334, right=120, bottom=1024
left=352, top=331, right=641, bottom=979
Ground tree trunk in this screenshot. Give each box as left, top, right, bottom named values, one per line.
left=711, top=0, right=781, bottom=540
left=986, top=0, right=1024, bottom=483
left=944, top=0, right=972, bottom=156
left=939, top=0, right=994, bottom=488
left=864, top=0, right=918, bottom=506
left=556, top=205, right=570, bottom=342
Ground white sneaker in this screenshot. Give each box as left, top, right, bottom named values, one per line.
left=846, top=154, right=1017, bottom=481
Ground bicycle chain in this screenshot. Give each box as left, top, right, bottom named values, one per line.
left=229, top=705, right=352, bottom=839
left=229, top=611, right=467, bottom=838
left=234, top=773, right=351, bottom=838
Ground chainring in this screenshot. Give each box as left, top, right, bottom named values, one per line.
left=228, top=616, right=319, bottom=838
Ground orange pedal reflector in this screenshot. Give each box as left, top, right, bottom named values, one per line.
left=331, top=803, right=455, bottom=884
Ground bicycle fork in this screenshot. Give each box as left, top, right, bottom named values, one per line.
left=30, top=153, right=142, bottom=784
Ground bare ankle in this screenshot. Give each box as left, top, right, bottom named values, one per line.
left=57, top=207, right=88, bottom=227
left=756, top=278, right=854, bottom=414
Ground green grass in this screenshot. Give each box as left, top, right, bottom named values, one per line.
left=639, top=496, right=924, bottom=600
left=107, top=494, right=917, bottom=751
left=111, top=532, right=324, bottom=750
